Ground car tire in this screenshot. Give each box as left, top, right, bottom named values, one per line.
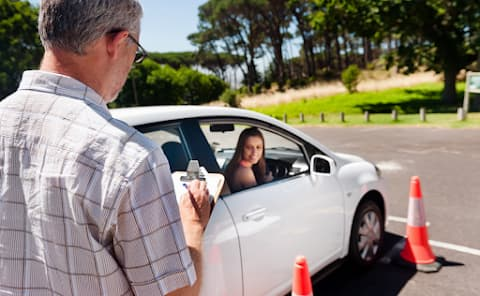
left=348, top=200, right=384, bottom=267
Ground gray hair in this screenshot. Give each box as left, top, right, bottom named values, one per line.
left=39, top=0, right=143, bottom=55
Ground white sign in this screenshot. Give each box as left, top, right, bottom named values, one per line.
left=463, top=72, right=480, bottom=116
left=467, top=73, right=480, bottom=93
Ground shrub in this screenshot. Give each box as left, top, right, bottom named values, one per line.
left=263, top=78, right=272, bottom=90
left=220, top=89, right=239, bottom=107
left=341, top=64, right=361, bottom=93
left=177, top=67, right=227, bottom=105
left=252, top=83, right=262, bottom=94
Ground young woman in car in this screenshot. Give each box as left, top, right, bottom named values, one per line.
left=225, top=127, right=273, bottom=193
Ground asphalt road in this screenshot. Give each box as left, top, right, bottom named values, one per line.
left=299, top=127, right=480, bottom=296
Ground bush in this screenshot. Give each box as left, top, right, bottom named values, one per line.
left=263, top=78, right=272, bottom=90
left=341, top=64, right=361, bottom=93
left=252, top=83, right=262, bottom=94
left=287, top=78, right=309, bottom=89
left=116, top=61, right=228, bottom=107
left=317, top=68, right=337, bottom=81
left=178, top=67, right=227, bottom=105
left=220, top=89, right=239, bottom=107
left=116, top=61, right=183, bottom=106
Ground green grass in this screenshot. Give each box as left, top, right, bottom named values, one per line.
left=250, top=82, right=480, bottom=128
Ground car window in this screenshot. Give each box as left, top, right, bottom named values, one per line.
left=201, top=123, right=247, bottom=170
left=263, top=130, right=309, bottom=177
left=201, top=122, right=309, bottom=193
left=142, top=125, right=190, bottom=172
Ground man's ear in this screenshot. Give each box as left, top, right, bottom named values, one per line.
left=106, top=30, right=129, bottom=60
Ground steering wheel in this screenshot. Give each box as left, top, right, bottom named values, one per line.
left=266, top=159, right=291, bottom=178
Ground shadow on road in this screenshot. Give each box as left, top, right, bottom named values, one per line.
left=313, top=232, right=415, bottom=296
left=312, top=231, right=466, bottom=295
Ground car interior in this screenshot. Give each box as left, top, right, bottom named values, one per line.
left=139, top=119, right=311, bottom=197
left=161, top=141, right=189, bottom=172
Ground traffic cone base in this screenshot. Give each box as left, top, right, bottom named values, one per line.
left=394, top=253, right=443, bottom=273
left=400, top=226, right=436, bottom=264
left=292, top=255, right=313, bottom=296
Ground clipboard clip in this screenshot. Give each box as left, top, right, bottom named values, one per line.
left=180, top=160, right=206, bottom=181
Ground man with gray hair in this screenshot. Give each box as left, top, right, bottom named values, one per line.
left=0, top=1, right=210, bottom=295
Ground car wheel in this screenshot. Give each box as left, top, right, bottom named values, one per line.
left=349, top=200, right=384, bottom=267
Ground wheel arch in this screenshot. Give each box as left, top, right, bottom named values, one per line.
left=359, top=190, right=386, bottom=222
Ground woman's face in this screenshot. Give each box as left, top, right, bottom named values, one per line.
left=242, top=135, right=263, bottom=165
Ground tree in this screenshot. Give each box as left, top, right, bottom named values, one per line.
left=257, top=0, right=292, bottom=90
left=381, top=0, right=480, bottom=104
left=192, top=0, right=265, bottom=92
left=310, top=0, right=346, bottom=72
left=288, top=0, right=317, bottom=78
left=148, top=52, right=198, bottom=70
left=0, top=0, right=42, bottom=99
left=189, top=29, right=244, bottom=81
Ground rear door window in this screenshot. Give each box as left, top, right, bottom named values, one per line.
left=140, top=125, right=190, bottom=172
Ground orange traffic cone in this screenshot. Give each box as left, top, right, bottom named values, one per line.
left=292, top=255, right=313, bottom=296
left=397, top=176, right=442, bottom=272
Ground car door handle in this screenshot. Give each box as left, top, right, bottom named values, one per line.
left=243, top=208, right=266, bottom=222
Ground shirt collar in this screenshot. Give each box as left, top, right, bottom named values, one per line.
left=18, top=70, right=110, bottom=114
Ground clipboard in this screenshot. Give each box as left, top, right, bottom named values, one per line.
left=171, top=160, right=225, bottom=204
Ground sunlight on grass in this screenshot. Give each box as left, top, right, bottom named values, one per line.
left=252, top=82, right=461, bottom=116
left=251, top=82, right=480, bottom=128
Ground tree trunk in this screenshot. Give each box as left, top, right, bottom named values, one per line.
left=442, top=65, right=457, bottom=104
left=362, top=37, right=370, bottom=67
left=334, top=34, right=343, bottom=70
left=324, top=31, right=332, bottom=71
left=273, top=43, right=286, bottom=89
left=213, top=50, right=227, bottom=80
left=308, top=43, right=316, bottom=77
left=301, top=35, right=315, bottom=77
left=343, top=32, right=350, bottom=67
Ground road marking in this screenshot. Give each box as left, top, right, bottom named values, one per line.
left=388, top=215, right=408, bottom=223
left=428, top=240, right=480, bottom=257
left=387, top=215, right=480, bottom=257
left=388, top=215, right=430, bottom=226
left=376, top=161, right=403, bottom=171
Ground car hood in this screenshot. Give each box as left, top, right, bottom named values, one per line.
left=333, top=152, right=366, bottom=165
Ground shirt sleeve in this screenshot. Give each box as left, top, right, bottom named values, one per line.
left=113, top=148, right=196, bottom=295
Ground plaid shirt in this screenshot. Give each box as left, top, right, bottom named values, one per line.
left=0, top=71, right=195, bottom=295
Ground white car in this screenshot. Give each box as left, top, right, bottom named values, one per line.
left=111, top=106, right=387, bottom=296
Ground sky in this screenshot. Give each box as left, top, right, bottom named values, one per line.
left=28, top=0, right=207, bottom=53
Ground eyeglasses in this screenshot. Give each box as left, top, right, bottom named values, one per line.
left=127, top=34, right=148, bottom=64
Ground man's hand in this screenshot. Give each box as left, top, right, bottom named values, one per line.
left=168, top=180, right=210, bottom=296
left=179, top=179, right=210, bottom=232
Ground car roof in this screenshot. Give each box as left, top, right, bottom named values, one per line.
left=109, top=105, right=334, bottom=157
left=110, top=105, right=279, bottom=127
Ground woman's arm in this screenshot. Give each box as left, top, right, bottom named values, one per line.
left=236, top=166, right=257, bottom=190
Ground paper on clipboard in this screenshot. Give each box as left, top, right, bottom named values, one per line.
left=171, top=162, right=224, bottom=204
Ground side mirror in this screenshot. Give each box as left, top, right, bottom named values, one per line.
left=310, top=154, right=336, bottom=176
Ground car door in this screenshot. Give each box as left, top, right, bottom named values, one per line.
left=135, top=121, right=244, bottom=295
left=202, top=121, right=345, bottom=296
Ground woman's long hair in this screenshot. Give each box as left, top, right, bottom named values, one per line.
left=225, top=127, right=268, bottom=187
